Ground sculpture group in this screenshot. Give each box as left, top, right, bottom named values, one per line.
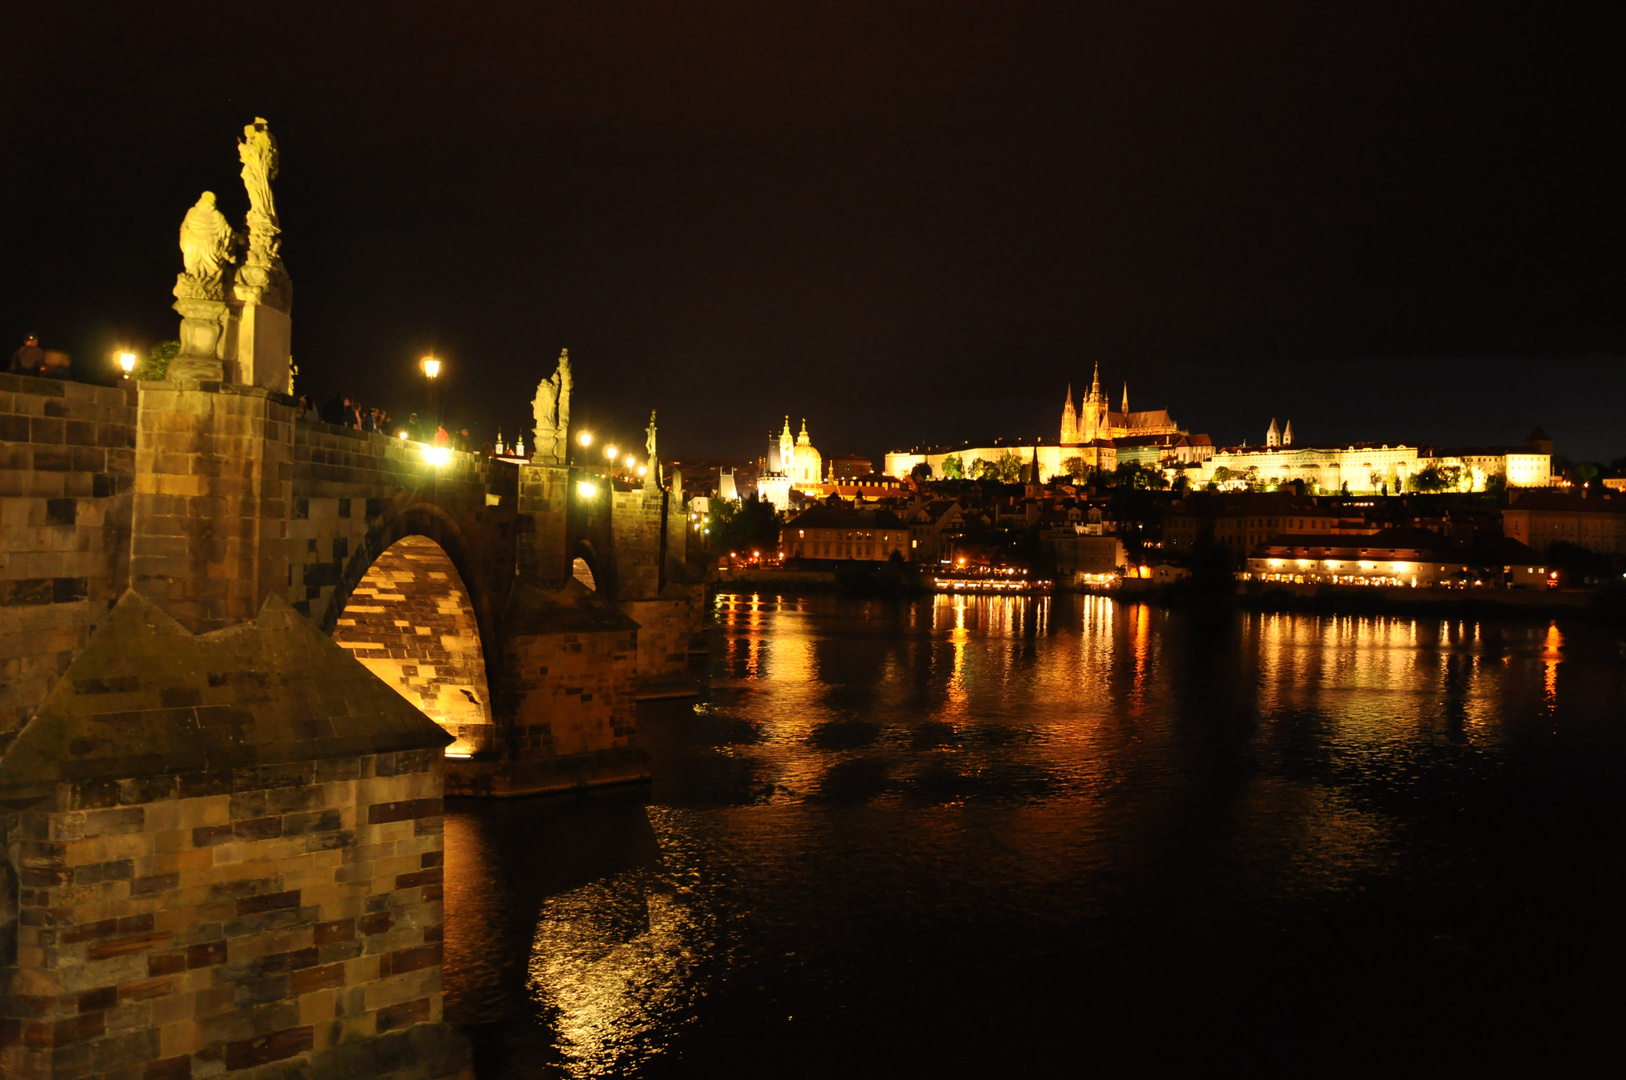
left=171, top=117, right=292, bottom=387
left=532, top=348, right=574, bottom=464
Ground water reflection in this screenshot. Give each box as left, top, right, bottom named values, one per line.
left=524, top=809, right=716, bottom=1078
left=447, top=595, right=1626, bottom=1075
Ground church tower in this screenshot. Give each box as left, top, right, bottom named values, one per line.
left=1266, top=418, right=1281, bottom=448
left=779, top=416, right=795, bottom=476
left=1282, top=420, right=1293, bottom=447
left=1060, top=385, right=1078, bottom=445
left=1121, top=383, right=1129, bottom=417
left=1080, top=361, right=1107, bottom=443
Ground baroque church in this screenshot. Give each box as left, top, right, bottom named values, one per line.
left=757, top=417, right=822, bottom=510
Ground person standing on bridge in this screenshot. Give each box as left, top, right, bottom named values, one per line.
left=8, top=334, right=46, bottom=376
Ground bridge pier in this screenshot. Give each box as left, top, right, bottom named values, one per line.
left=129, top=381, right=296, bottom=634
left=0, top=591, right=469, bottom=1080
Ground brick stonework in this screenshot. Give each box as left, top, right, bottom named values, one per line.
left=0, top=591, right=466, bottom=1080
left=129, top=382, right=296, bottom=635
left=0, top=374, right=137, bottom=736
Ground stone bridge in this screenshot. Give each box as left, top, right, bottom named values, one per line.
left=0, top=371, right=702, bottom=799
left=0, top=119, right=709, bottom=1079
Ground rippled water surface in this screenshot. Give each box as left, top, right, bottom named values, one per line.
left=445, top=594, right=1626, bottom=1075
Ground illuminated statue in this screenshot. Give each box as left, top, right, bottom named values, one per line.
left=234, top=117, right=289, bottom=311
left=531, top=349, right=573, bottom=464
left=556, top=349, right=572, bottom=442
left=644, top=410, right=658, bottom=489
left=175, top=191, right=237, bottom=299
left=237, top=117, right=279, bottom=228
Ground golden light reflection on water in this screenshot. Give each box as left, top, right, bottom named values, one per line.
left=524, top=808, right=713, bottom=1079
left=442, top=595, right=1623, bottom=1074
left=1542, top=621, right=1563, bottom=709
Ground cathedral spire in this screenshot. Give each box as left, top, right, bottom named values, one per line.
left=1091, top=361, right=1101, bottom=396
left=1121, top=382, right=1128, bottom=416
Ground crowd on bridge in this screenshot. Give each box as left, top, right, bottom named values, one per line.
left=295, top=393, right=477, bottom=452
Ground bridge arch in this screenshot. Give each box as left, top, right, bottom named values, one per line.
left=325, top=503, right=502, bottom=757
left=331, top=533, right=495, bottom=757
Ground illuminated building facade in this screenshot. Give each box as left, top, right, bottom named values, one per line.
left=1194, top=441, right=1421, bottom=495
left=1243, top=529, right=1550, bottom=588
left=756, top=416, right=823, bottom=509
left=787, top=503, right=909, bottom=561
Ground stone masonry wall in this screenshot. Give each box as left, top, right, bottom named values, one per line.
left=0, top=375, right=137, bottom=735
left=663, top=489, right=688, bottom=581
left=333, top=537, right=496, bottom=757
left=129, top=384, right=295, bottom=635
left=0, top=750, right=458, bottom=1079
left=514, top=463, right=567, bottom=586
left=501, top=621, right=637, bottom=761
left=620, top=597, right=695, bottom=687
left=610, top=489, right=660, bottom=602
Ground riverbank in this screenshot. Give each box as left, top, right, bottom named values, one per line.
left=1123, top=578, right=1624, bottom=623
left=708, top=567, right=1626, bottom=623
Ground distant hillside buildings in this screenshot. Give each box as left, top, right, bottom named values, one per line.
left=883, top=368, right=1556, bottom=496
left=885, top=364, right=1196, bottom=481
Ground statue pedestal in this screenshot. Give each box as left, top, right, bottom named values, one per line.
left=171, top=295, right=229, bottom=382
left=237, top=299, right=292, bottom=392
left=130, top=381, right=296, bottom=633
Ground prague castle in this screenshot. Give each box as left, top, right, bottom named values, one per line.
left=1061, top=362, right=1180, bottom=444
left=885, top=364, right=1192, bottom=480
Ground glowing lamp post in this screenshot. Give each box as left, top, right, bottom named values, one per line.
left=421, top=355, right=441, bottom=425
left=117, top=352, right=137, bottom=379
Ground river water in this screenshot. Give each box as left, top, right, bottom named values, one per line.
left=445, top=593, right=1626, bottom=1075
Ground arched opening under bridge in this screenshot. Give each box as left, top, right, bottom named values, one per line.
left=572, top=539, right=599, bottom=591
left=333, top=534, right=495, bottom=758
left=572, top=557, right=596, bottom=591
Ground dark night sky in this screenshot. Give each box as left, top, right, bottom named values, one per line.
left=4, top=2, right=1624, bottom=463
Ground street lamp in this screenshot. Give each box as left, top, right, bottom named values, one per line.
left=579, top=431, right=593, bottom=447
left=625, top=454, right=636, bottom=469
left=116, top=352, right=136, bottom=379
left=605, top=445, right=618, bottom=462
left=421, top=356, right=441, bottom=426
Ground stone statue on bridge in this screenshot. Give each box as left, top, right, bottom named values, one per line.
left=238, top=117, right=279, bottom=231
left=531, top=349, right=573, bottom=464
left=234, top=117, right=288, bottom=310
left=644, top=410, right=658, bottom=490
left=174, top=191, right=239, bottom=300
